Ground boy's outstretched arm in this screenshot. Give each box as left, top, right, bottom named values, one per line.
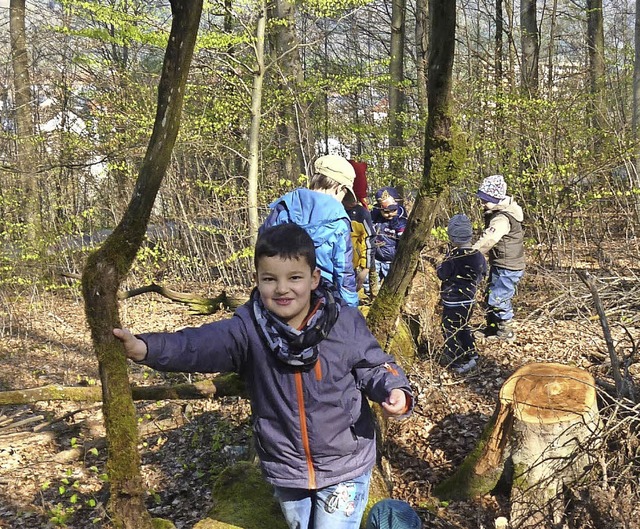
left=113, top=328, right=148, bottom=362
left=381, top=388, right=410, bottom=417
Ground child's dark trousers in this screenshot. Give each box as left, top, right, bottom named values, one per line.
left=442, top=304, right=475, bottom=364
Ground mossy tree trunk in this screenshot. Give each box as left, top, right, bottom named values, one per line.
left=366, top=0, right=460, bottom=491
left=367, top=0, right=459, bottom=351
left=80, top=2, right=203, bottom=528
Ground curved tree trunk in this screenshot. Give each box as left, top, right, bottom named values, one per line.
left=367, top=0, right=457, bottom=351
left=366, top=1, right=458, bottom=490
left=81, top=2, right=203, bottom=527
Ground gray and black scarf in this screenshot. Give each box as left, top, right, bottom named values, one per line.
left=251, top=280, right=340, bottom=367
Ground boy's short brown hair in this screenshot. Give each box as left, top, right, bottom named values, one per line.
left=254, top=223, right=317, bottom=271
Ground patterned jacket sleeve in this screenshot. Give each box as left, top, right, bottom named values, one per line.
left=363, top=208, right=376, bottom=270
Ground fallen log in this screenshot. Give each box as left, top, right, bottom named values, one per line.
left=435, top=362, right=601, bottom=527
left=0, top=374, right=245, bottom=405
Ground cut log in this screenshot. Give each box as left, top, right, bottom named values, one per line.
left=0, top=374, right=245, bottom=405
left=435, top=362, right=601, bottom=527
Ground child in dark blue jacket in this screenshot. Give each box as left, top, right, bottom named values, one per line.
left=371, top=187, right=408, bottom=281
left=437, top=214, right=487, bottom=374
left=114, top=223, right=413, bottom=529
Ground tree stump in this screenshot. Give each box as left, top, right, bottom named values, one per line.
left=435, top=363, right=601, bottom=528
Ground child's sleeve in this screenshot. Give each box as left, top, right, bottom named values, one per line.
left=138, top=316, right=249, bottom=374
left=436, top=257, right=453, bottom=280
left=350, top=312, right=414, bottom=415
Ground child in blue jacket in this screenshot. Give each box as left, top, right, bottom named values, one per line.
left=261, top=155, right=359, bottom=307
left=114, top=223, right=413, bottom=529
left=437, top=214, right=487, bottom=374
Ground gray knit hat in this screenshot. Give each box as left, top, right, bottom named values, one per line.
left=477, top=174, right=507, bottom=204
left=447, top=214, right=473, bottom=245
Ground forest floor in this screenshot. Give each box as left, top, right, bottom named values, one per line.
left=0, top=257, right=639, bottom=529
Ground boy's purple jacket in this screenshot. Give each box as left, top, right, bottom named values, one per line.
left=138, top=301, right=413, bottom=490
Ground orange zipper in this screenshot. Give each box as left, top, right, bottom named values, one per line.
left=293, top=297, right=323, bottom=489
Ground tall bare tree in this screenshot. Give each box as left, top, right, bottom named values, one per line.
left=634, top=0, right=640, bottom=151
left=9, top=0, right=38, bottom=240
left=587, top=0, right=606, bottom=152
left=415, top=0, right=429, bottom=126
left=248, top=0, right=267, bottom=244
left=81, top=1, right=203, bottom=527
left=546, top=0, right=558, bottom=97
left=633, top=0, right=640, bottom=217
left=520, top=0, right=539, bottom=97
left=389, top=0, right=407, bottom=181
left=268, top=0, right=314, bottom=180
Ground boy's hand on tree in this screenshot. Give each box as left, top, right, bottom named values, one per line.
left=113, top=328, right=148, bottom=362
left=382, top=388, right=408, bottom=417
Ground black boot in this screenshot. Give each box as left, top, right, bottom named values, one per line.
left=475, top=312, right=500, bottom=339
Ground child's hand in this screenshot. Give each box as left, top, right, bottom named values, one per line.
left=356, top=268, right=369, bottom=290
left=113, top=328, right=148, bottom=362
left=381, top=388, right=408, bottom=417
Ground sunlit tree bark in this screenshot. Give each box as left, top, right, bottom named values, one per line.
left=268, top=0, right=315, bottom=180
left=248, top=0, right=267, bottom=244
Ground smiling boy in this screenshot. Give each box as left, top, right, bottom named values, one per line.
left=113, top=223, right=413, bottom=529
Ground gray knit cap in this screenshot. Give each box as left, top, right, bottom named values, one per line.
left=447, top=214, right=473, bottom=245
left=477, top=174, right=507, bottom=203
